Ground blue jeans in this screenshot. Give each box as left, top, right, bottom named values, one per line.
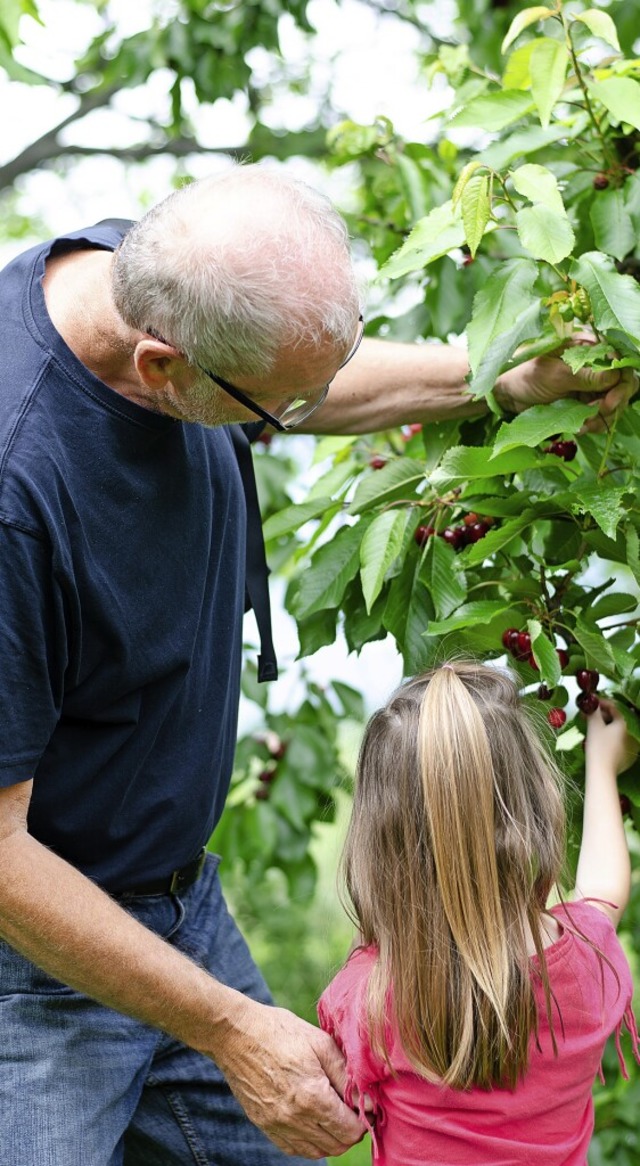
left=0, top=855, right=325, bottom=1166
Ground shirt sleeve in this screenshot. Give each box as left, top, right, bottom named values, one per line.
left=319, top=951, right=389, bottom=1149
left=0, top=521, right=66, bottom=782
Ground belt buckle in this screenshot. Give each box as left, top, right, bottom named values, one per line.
left=169, top=848, right=206, bottom=895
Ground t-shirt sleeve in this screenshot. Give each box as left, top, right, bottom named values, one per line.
left=0, top=521, right=66, bottom=783
left=318, top=949, right=389, bottom=1140
left=552, top=898, right=640, bottom=1079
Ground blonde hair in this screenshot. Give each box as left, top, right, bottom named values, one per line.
left=342, top=661, right=566, bottom=1090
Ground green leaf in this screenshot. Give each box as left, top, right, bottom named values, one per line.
left=589, top=188, right=635, bottom=262
left=626, top=525, right=640, bottom=588
left=452, top=161, right=484, bottom=208
left=491, top=400, right=598, bottom=456
left=573, top=9, right=620, bottom=51
left=503, top=41, right=537, bottom=91
left=263, top=496, right=338, bottom=540
left=360, top=510, right=408, bottom=613
left=482, top=121, right=584, bottom=170
left=530, top=38, right=569, bottom=128
left=379, top=201, right=466, bottom=279
left=589, top=78, right=640, bottom=133
left=384, top=557, right=434, bottom=674
left=331, top=680, right=366, bottom=722
left=572, top=620, right=616, bottom=675
left=461, top=175, right=491, bottom=257
left=291, top=522, right=365, bottom=619
left=510, top=163, right=565, bottom=213
left=448, top=90, right=535, bottom=132
left=423, top=419, right=462, bottom=473
left=569, top=252, right=640, bottom=349
left=431, top=445, right=541, bottom=489
left=460, top=512, right=535, bottom=565
left=528, top=618, right=562, bottom=687
left=560, top=343, right=615, bottom=373
left=515, top=204, right=575, bottom=263
left=501, top=6, right=556, bottom=55
left=422, top=536, right=467, bottom=621
left=348, top=458, right=425, bottom=515
left=296, top=608, right=338, bottom=658
left=555, top=726, right=584, bottom=752
left=589, top=591, right=637, bottom=620
left=427, top=600, right=511, bottom=635
left=466, top=259, right=541, bottom=398
left=570, top=480, right=628, bottom=540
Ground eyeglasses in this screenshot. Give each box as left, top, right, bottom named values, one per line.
left=200, top=314, right=364, bottom=432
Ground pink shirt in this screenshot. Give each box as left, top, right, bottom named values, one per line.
left=318, top=901, right=639, bottom=1166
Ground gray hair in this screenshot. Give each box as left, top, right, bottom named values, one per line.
left=111, top=165, right=361, bottom=378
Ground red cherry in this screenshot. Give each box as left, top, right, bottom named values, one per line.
left=441, top=527, right=464, bottom=550
left=593, top=173, right=610, bottom=190
left=548, top=708, right=567, bottom=729
left=462, top=254, right=474, bottom=267
left=557, top=648, right=569, bottom=670
left=528, top=653, right=539, bottom=671
left=537, top=684, right=553, bottom=701
left=258, top=768, right=276, bottom=783
left=467, top=521, right=490, bottom=543
left=517, top=631, right=531, bottom=655
left=576, top=669, right=599, bottom=693
left=403, top=423, right=422, bottom=439
left=577, top=692, right=600, bottom=716
left=255, top=786, right=270, bottom=800
left=269, top=740, right=288, bottom=761
left=502, top=627, right=519, bottom=650
left=619, top=794, right=632, bottom=816
left=414, top=525, right=435, bottom=547
left=370, top=456, right=387, bottom=470
left=560, top=441, right=577, bottom=462
left=463, top=512, right=479, bottom=527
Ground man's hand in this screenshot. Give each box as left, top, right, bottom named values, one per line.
left=211, top=996, right=366, bottom=1159
left=496, top=355, right=637, bottom=428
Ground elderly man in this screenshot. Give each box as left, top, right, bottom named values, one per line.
left=0, top=165, right=629, bottom=1166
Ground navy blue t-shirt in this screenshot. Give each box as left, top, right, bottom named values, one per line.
left=0, top=224, right=246, bottom=891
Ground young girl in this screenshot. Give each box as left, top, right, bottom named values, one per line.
left=319, top=661, right=639, bottom=1165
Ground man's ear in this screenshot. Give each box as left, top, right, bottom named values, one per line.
left=134, top=338, right=184, bottom=391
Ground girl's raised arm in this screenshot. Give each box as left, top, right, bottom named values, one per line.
left=575, top=700, right=635, bottom=928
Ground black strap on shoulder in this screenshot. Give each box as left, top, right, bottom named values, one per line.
left=230, top=425, right=278, bottom=683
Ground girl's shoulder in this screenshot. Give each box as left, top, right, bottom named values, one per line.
left=319, top=944, right=378, bottom=1019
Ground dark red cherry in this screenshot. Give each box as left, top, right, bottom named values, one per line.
left=467, top=521, right=490, bottom=543
left=502, top=627, right=519, bottom=650
left=517, top=631, right=531, bottom=656
left=414, top=525, right=435, bottom=547
left=537, top=684, right=553, bottom=701
left=557, top=648, right=569, bottom=670
left=442, top=527, right=464, bottom=550
left=576, top=669, right=599, bottom=693
left=577, top=691, right=600, bottom=716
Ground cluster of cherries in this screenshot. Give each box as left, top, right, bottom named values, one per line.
left=502, top=627, right=601, bottom=728
left=544, top=439, right=577, bottom=462
left=254, top=736, right=288, bottom=801
left=415, top=512, right=493, bottom=550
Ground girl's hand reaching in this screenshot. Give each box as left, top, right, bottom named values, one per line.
left=584, top=699, right=638, bottom=777
left=576, top=698, right=635, bottom=927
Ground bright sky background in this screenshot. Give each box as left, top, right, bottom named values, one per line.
left=3, top=0, right=458, bottom=723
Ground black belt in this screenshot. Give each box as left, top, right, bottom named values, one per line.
left=114, top=848, right=207, bottom=899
